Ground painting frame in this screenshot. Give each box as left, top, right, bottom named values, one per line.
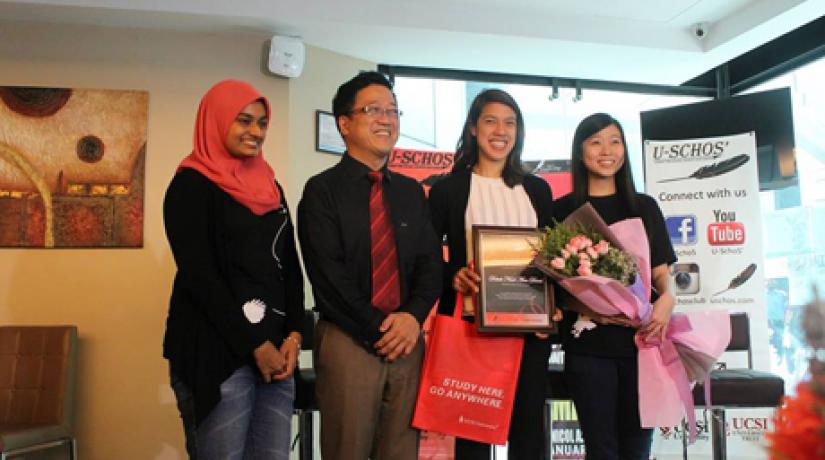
left=315, top=110, right=346, bottom=155
left=0, top=85, right=148, bottom=248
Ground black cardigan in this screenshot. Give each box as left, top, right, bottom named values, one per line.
left=428, top=169, right=554, bottom=316
left=163, top=168, right=305, bottom=425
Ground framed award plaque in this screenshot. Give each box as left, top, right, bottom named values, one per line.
left=472, top=225, right=556, bottom=333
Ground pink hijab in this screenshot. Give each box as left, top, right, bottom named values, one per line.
left=178, top=80, right=281, bottom=215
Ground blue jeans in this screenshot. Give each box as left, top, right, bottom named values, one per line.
left=170, top=370, right=198, bottom=459
left=564, top=353, right=653, bottom=460
left=172, top=365, right=295, bottom=460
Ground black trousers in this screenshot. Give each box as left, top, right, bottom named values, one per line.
left=563, top=352, right=653, bottom=460
left=455, top=335, right=551, bottom=460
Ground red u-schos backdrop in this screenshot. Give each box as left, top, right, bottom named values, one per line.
left=388, top=148, right=572, bottom=460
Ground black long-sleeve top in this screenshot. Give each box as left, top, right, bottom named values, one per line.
left=297, top=154, right=442, bottom=348
left=428, top=169, right=555, bottom=316
left=163, top=168, right=305, bottom=425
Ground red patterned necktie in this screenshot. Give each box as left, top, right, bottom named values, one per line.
left=368, top=171, right=401, bottom=313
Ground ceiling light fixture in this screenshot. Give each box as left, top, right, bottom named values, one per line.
left=572, top=82, right=583, bottom=103
left=549, top=79, right=559, bottom=101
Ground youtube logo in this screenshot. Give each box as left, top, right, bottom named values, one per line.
left=707, top=222, right=745, bottom=245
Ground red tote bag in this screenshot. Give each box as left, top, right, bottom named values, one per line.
left=412, top=294, right=524, bottom=445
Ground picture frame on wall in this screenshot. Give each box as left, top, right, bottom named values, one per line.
left=0, top=85, right=148, bottom=248
left=315, top=110, right=346, bottom=154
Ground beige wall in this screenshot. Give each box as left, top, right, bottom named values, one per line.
left=0, top=20, right=373, bottom=459
left=287, top=45, right=374, bottom=309
left=286, top=45, right=374, bottom=200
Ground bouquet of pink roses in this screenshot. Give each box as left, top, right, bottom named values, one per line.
left=533, top=203, right=653, bottom=328
left=532, top=203, right=730, bottom=442
left=542, top=229, right=636, bottom=282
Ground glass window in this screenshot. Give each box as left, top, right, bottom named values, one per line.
left=394, top=76, right=706, bottom=192
left=742, top=56, right=825, bottom=389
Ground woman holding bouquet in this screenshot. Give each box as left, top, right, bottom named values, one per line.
left=554, top=113, right=676, bottom=460
left=163, top=80, right=305, bottom=459
left=429, top=88, right=555, bottom=460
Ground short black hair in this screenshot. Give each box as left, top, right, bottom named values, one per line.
left=332, top=71, right=394, bottom=133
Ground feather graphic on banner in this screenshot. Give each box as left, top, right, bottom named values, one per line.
left=713, top=263, right=757, bottom=297
left=657, top=154, right=749, bottom=183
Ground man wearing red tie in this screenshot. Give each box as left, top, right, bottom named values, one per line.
left=297, top=71, right=442, bottom=460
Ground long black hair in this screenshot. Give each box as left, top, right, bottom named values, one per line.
left=452, top=89, right=526, bottom=187
left=570, top=113, right=638, bottom=213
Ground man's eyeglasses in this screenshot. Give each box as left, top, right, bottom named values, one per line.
left=349, top=104, right=402, bottom=118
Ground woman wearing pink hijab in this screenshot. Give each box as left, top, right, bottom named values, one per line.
left=163, top=80, right=305, bottom=459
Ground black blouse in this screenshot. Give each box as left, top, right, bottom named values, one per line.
left=163, top=168, right=305, bottom=425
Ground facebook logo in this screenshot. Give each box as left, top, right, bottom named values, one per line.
left=665, top=215, right=697, bottom=245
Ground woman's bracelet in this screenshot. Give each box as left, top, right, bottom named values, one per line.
left=284, top=335, right=301, bottom=347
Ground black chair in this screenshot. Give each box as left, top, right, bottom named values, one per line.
left=293, top=310, right=319, bottom=460
left=546, top=344, right=570, bottom=400
left=686, top=312, right=785, bottom=460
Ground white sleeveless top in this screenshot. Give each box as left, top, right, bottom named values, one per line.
left=464, top=173, right=538, bottom=260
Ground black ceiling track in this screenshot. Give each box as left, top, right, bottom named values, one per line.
left=684, top=14, right=825, bottom=94
left=380, top=13, right=825, bottom=100
left=377, top=64, right=715, bottom=98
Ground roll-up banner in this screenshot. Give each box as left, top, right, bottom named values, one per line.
left=645, top=133, right=773, bottom=459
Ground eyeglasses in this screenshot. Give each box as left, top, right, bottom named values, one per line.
left=350, top=104, right=403, bottom=118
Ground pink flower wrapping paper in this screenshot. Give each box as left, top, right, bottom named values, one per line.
left=533, top=203, right=730, bottom=442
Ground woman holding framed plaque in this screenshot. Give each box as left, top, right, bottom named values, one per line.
left=428, top=89, right=556, bottom=460
left=553, top=113, right=676, bottom=460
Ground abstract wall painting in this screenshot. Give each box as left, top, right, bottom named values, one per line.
left=0, top=87, right=148, bottom=248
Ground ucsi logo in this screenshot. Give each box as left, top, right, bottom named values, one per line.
left=731, top=417, right=770, bottom=431
left=666, top=417, right=770, bottom=438
left=658, top=421, right=711, bottom=440
left=707, top=222, right=745, bottom=245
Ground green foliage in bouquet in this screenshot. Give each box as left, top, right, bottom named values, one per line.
left=536, top=222, right=638, bottom=285
left=597, top=247, right=639, bottom=286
